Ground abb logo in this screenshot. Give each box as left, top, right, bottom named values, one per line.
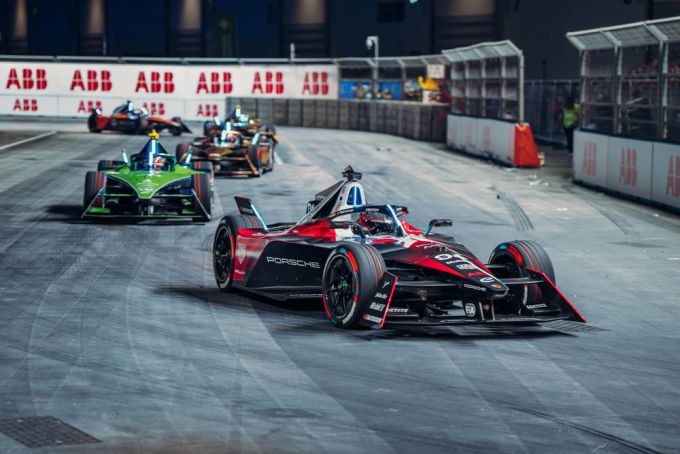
left=77, top=100, right=102, bottom=113
left=5, top=68, right=47, bottom=90
left=196, top=104, right=220, bottom=117
left=70, top=70, right=112, bottom=92
left=13, top=98, right=38, bottom=112
left=619, top=148, right=638, bottom=187
left=301, top=72, right=328, bottom=95
left=582, top=141, right=597, bottom=177
left=142, top=102, right=165, bottom=115
left=196, top=72, right=232, bottom=94
left=251, top=72, right=283, bottom=95
left=667, top=154, right=680, bottom=197
left=135, top=72, right=175, bottom=93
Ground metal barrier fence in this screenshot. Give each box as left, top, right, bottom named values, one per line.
left=225, top=97, right=450, bottom=143
left=524, top=80, right=580, bottom=145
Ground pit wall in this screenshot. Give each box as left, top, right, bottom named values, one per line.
left=573, top=130, right=680, bottom=212
left=446, top=114, right=541, bottom=167
left=225, top=98, right=450, bottom=143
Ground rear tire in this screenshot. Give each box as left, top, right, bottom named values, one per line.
left=192, top=173, right=212, bottom=221
left=83, top=171, right=106, bottom=209
left=322, top=242, right=385, bottom=329
left=488, top=240, right=555, bottom=315
left=175, top=143, right=191, bottom=162
left=213, top=214, right=266, bottom=291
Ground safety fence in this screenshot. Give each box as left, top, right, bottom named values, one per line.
left=566, top=16, right=680, bottom=212
left=225, top=97, right=450, bottom=143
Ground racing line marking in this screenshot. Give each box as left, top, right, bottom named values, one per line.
left=0, top=131, right=57, bottom=151
left=274, top=150, right=285, bottom=165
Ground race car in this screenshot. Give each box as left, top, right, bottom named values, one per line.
left=202, top=105, right=275, bottom=139
left=177, top=123, right=275, bottom=177
left=82, top=130, right=212, bottom=221
left=88, top=100, right=191, bottom=136
left=211, top=166, right=586, bottom=329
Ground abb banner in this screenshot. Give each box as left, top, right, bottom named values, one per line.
left=0, top=61, right=338, bottom=120
left=446, top=114, right=540, bottom=167
left=573, top=130, right=680, bottom=211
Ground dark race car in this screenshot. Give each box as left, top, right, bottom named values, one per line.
left=202, top=105, right=276, bottom=139
left=212, top=166, right=586, bottom=329
left=88, top=100, right=191, bottom=136
left=176, top=123, right=275, bottom=177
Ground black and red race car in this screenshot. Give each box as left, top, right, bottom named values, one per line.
left=88, top=101, right=191, bottom=136
left=212, top=166, right=586, bottom=329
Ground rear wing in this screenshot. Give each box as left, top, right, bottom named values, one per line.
left=234, top=196, right=268, bottom=231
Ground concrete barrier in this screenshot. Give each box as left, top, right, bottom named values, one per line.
left=573, top=130, right=680, bottom=212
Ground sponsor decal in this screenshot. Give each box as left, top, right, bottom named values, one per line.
left=491, top=284, right=503, bottom=289
left=464, top=283, right=486, bottom=292
left=251, top=71, right=284, bottom=95
left=12, top=98, right=38, bottom=112
left=583, top=141, right=597, bottom=177
left=196, top=71, right=233, bottom=94
left=76, top=100, right=102, bottom=113
left=70, top=70, right=112, bottom=92
left=456, top=263, right=477, bottom=270
left=667, top=155, right=680, bottom=197
left=301, top=72, right=329, bottom=95
left=233, top=269, right=245, bottom=275
left=363, top=313, right=383, bottom=324
left=480, top=277, right=496, bottom=283
left=374, top=292, right=389, bottom=300
left=526, top=303, right=548, bottom=310
left=196, top=103, right=220, bottom=118
left=236, top=244, right=247, bottom=263
left=388, top=307, right=409, bottom=313
left=619, top=147, right=637, bottom=187
left=266, top=256, right=320, bottom=268
left=5, top=68, right=48, bottom=90
left=382, top=280, right=391, bottom=288
left=464, top=302, right=477, bottom=317
left=135, top=71, right=175, bottom=93
left=369, top=302, right=386, bottom=311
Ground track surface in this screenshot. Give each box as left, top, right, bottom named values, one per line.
left=0, top=123, right=679, bottom=453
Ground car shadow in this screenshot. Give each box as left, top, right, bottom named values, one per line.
left=156, top=285, right=573, bottom=341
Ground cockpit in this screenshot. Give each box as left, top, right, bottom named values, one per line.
left=129, top=138, right=174, bottom=171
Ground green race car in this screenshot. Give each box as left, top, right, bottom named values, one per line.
left=82, top=132, right=213, bottom=221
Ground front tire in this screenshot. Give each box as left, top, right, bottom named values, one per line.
left=488, top=240, right=555, bottom=315
left=213, top=214, right=266, bottom=291
left=83, top=171, right=106, bottom=209
left=322, top=242, right=385, bottom=329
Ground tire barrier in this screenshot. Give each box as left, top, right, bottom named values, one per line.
left=573, top=130, right=680, bottom=212
left=225, top=97, right=450, bottom=143
left=446, top=114, right=541, bottom=168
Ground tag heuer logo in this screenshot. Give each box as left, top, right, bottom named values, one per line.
left=236, top=244, right=246, bottom=263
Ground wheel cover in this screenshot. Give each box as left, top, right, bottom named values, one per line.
left=325, top=256, right=355, bottom=318
left=214, top=226, right=232, bottom=283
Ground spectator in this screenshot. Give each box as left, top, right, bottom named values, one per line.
left=560, top=96, right=580, bottom=153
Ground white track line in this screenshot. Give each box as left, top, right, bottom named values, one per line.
left=0, top=131, right=57, bottom=151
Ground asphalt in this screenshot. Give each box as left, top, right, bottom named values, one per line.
left=0, top=120, right=679, bottom=453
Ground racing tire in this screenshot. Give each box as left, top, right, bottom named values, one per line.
left=192, top=161, right=215, bottom=195
left=213, top=214, right=266, bottom=291
left=322, top=242, right=385, bottom=329
left=83, top=171, right=106, bottom=209
left=192, top=173, right=212, bottom=221
left=488, top=240, right=555, bottom=315
left=97, top=160, right=125, bottom=171
left=87, top=112, right=101, bottom=133
left=175, top=143, right=191, bottom=162
left=247, top=146, right=262, bottom=177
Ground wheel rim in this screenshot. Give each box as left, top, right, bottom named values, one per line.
left=214, top=226, right=232, bottom=284
left=325, top=256, right=355, bottom=318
